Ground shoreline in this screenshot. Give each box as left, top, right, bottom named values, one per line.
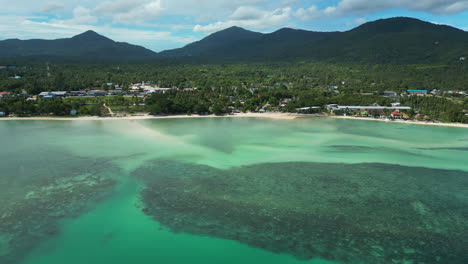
left=328, top=115, right=468, bottom=128
left=0, top=112, right=299, bottom=121
left=1, top=113, right=467, bottom=128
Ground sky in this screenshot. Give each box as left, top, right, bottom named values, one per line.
left=0, top=0, right=467, bottom=52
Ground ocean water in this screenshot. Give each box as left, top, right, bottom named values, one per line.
left=0, top=117, right=466, bottom=264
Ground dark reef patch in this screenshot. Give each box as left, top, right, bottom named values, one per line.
left=417, top=147, right=468, bottom=151
left=327, top=145, right=429, bottom=157
left=133, top=160, right=468, bottom=264
left=0, top=152, right=118, bottom=264
left=327, top=145, right=374, bottom=152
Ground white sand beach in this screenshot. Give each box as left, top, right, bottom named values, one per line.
left=0, top=112, right=298, bottom=121
left=1, top=113, right=467, bottom=128
left=329, top=115, right=468, bottom=128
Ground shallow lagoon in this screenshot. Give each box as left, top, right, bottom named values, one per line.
left=0, top=118, right=466, bottom=264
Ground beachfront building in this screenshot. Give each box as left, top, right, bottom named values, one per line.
left=407, top=90, right=428, bottom=96
left=145, top=87, right=173, bottom=94
left=382, top=91, right=398, bottom=97
left=326, top=104, right=411, bottom=111
left=39, top=91, right=68, bottom=98
left=0, top=112, right=5, bottom=117
left=50, top=91, right=68, bottom=97
left=391, top=110, right=402, bottom=119
left=70, top=91, right=87, bottom=96
left=0, top=91, right=9, bottom=98
left=296, top=107, right=322, bottom=114
left=88, top=91, right=107, bottom=96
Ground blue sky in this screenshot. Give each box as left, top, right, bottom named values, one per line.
left=0, top=0, right=467, bottom=52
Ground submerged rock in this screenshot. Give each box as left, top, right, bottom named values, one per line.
left=134, top=160, right=468, bottom=264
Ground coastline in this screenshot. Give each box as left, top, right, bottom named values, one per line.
left=328, top=115, right=468, bottom=128
left=0, top=112, right=299, bottom=121
left=1, top=113, right=467, bottom=128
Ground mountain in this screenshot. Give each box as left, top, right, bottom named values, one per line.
left=0, top=30, right=157, bottom=59
left=0, top=17, right=466, bottom=63
left=294, top=17, right=468, bottom=63
left=160, top=26, right=337, bottom=60
left=161, top=17, right=468, bottom=63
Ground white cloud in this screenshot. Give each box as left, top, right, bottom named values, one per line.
left=295, top=6, right=321, bottom=20
left=164, top=0, right=266, bottom=21
left=69, top=6, right=97, bottom=24
left=0, top=15, right=195, bottom=51
left=309, top=0, right=468, bottom=18
left=442, top=1, right=468, bottom=13
left=346, top=17, right=367, bottom=26
left=230, top=6, right=264, bottom=20
left=194, top=6, right=292, bottom=34
left=1, top=0, right=467, bottom=50
left=41, top=2, right=66, bottom=13
left=94, top=0, right=165, bottom=24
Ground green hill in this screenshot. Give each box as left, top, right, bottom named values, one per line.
left=0, top=17, right=466, bottom=63
left=161, top=17, right=468, bottom=63
left=0, top=30, right=157, bottom=59
left=159, top=26, right=337, bottom=60
left=299, top=17, right=468, bottom=63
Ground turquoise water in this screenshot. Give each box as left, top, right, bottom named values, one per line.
left=0, top=118, right=466, bottom=264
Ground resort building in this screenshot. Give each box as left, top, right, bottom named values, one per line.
left=326, top=104, right=411, bottom=111
left=145, top=88, right=173, bottom=94
left=407, top=90, right=428, bottom=96
left=382, top=91, right=398, bottom=97
left=296, top=107, right=322, bottom=113
left=88, top=91, right=107, bottom=96
left=50, top=91, right=68, bottom=97
left=0, top=91, right=9, bottom=98
left=70, top=91, right=87, bottom=96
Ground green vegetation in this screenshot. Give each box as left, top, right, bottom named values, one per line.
left=162, top=17, right=468, bottom=64
left=0, top=31, right=155, bottom=60
left=1, top=62, right=467, bottom=94
left=0, top=61, right=466, bottom=122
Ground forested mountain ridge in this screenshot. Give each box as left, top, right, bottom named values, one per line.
left=159, top=26, right=337, bottom=59
left=161, top=17, right=468, bottom=63
left=296, top=17, right=468, bottom=63
left=0, top=30, right=157, bottom=59
left=0, top=17, right=467, bottom=63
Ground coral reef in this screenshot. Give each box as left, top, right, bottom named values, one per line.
left=134, top=161, right=468, bottom=264
left=0, top=154, right=117, bottom=264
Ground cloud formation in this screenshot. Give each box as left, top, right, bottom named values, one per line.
left=94, top=0, right=165, bottom=24
left=297, top=0, right=468, bottom=20
left=41, top=2, right=66, bottom=13
left=0, top=0, right=467, bottom=50
left=194, top=6, right=292, bottom=34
